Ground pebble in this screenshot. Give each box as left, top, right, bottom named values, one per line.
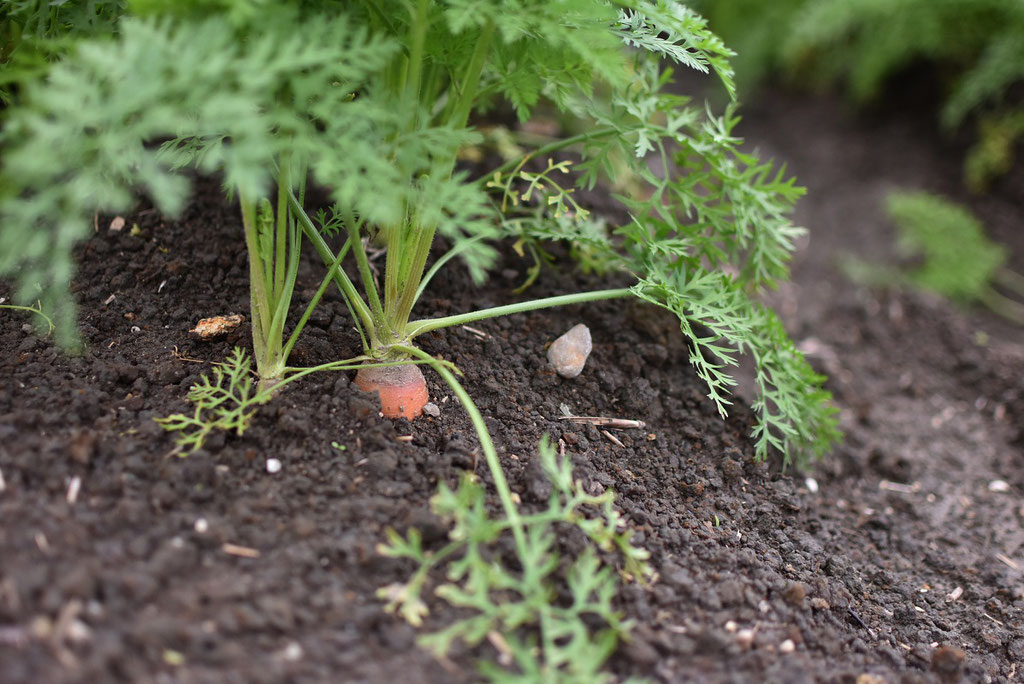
left=988, top=480, right=1010, bottom=492
left=805, top=477, right=819, bottom=493
left=547, top=323, right=592, bottom=378
left=931, top=644, right=966, bottom=676
left=736, top=628, right=755, bottom=649
left=779, top=639, right=795, bottom=653
left=280, top=641, right=303, bottom=662
left=422, top=402, right=440, bottom=417
left=783, top=581, right=807, bottom=606
left=266, top=458, right=282, bottom=474
left=856, top=676, right=885, bottom=684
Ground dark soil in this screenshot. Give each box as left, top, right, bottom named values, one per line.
left=2, top=88, right=1023, bottom=683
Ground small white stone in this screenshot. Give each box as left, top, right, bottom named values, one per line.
left=736, top=629, right=755, bottom=649
left=67, top=619, right=92, bottom=644
left=724, top=620, right=738, bottom=633
left=988, top=480, right=1010, bottom=493
left=281, top=641, right=303, bottom=661
left=266, top=458, right=282, bottom=474
left=422, top=402, right=440, bottom=417
left=547, top=324, right=592, bottom=378
left=805, top=477, right=819, bottom=493
left=194, top=518, right=209, bottom=534
left=779, top=639, right=795, bottom=653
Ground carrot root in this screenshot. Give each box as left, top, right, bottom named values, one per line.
left=354, top=364, right=429, bottom=419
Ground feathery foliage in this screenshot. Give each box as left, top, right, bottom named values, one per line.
left=1, top=0, right=836, bottom=463
left=378, top=436, right=650, bottom=682
left=1, top=2, right=844, bottom=677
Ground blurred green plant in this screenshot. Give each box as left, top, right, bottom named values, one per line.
left=695, top=0, right=1024, bottom=190
left=1, top=0, right=126, bottom=105
left=844, top=191, right=1024, bottom=323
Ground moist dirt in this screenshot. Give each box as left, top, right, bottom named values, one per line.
left=2, top=87, right=1023, bottom=683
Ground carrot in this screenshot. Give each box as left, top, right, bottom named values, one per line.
left=354, top=364, right=429, bottom=419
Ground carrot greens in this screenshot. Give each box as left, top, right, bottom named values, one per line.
left=0, top=4, right=841, bottom=677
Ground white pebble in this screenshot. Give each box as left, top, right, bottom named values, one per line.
left=805, top=477, right=819, bottom=493
left=779, top=639, right=795, bottom=653
left=724, top=620, right=738, bottom=633
left=736, top=629, right=755, bottom=648
left=547, top=323, right=592, bottom=378
left=281, top=641, right=303, bottom=661
left=194, top=518, right=209, bottom=534
left=266, top=458, right=282, bottom=474
left=988, top=480, right=1010, bottom=493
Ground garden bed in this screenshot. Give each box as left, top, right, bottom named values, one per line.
left=2, top=86, right=1023, bottom=682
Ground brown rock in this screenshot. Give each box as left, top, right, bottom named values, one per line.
left=783, top=581, right=807, bottom=606
left=931, top=644, right=966, bottom=678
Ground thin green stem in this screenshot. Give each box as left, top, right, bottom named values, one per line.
left=405, top=287, right=633, bottom=339
left=404, top=0, right=429, bottom=119
left=478, top=127, right=619, bottom=189
left=281, top=237, right=353, bottom=362
left=274, top=150, right=291, bottom=299
left=240, top=191, right=274, bottom=376
left=445, top=21, right=494, bottom=131
left=346, top=211, right=387, bottom=330
left=0, top=301, right=54, bottom=335
left=288, top=190, right=377, bottom=344
left=401, top=346, right=527, bottom=554
left=390, top=221, right=436, bottom=332
left=981, top=286, right=1024, bottom=324
left=414, top=234, right=488, bottom=304
left=995, top=267, right=1024, bottom=299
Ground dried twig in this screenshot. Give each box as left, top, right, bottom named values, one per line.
left=222, top=543, right=260, bottom=559
left=878, top=480, right=918, bottom=494
left=601, top=430, right=624, bottom=448
left=996, top=553, right=1019, bottom=570
left=558, top=416, right=646, bottom=429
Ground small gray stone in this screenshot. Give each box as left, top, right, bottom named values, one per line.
left=422, top=402, right=440, bottom=417
left=547, top=323, right=592, bottom=378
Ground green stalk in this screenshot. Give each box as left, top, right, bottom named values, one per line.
left=346, top=211, right=387, bottom=330
left=265, top=196, right=303, bottom=367
left=404, top=0, right=429, bottom=123
left=280, top=237, right=353, bottom=362
left=274, top=151, right=291, bottom=299
left=385, top=22, right=497, bottom=335
left=389, top=219, right=436, bottom=333
left=288, top=190, right=377, bottom=344
left=240, top=191, right=274, bottom=377
left=404, top=287, right=633, bottom=339
left=413, top=234, right=487, bottom=304
left=995, top=268, right=1024, bottom=298
left=980, top=286, right=1024, bottom=324
left=443, top=21, right=495, bottom=130
left=402, top=346, right=527, bottom=554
